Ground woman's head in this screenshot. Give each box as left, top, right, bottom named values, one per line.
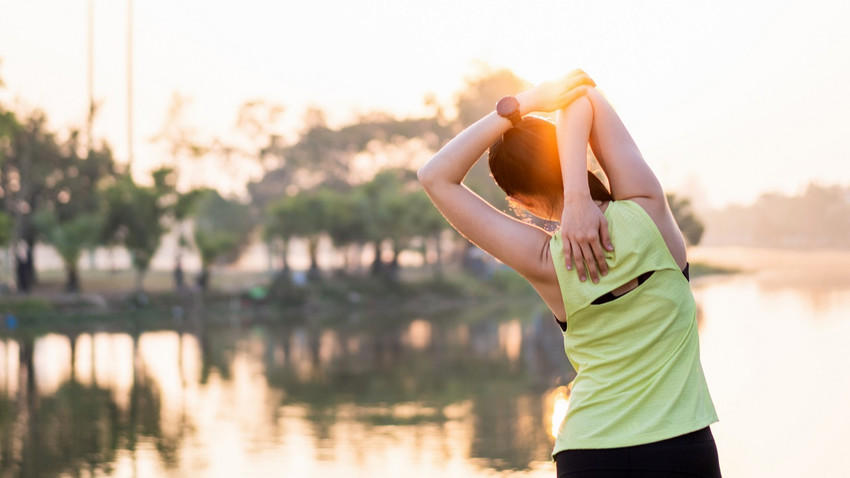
left=488, top=116, right=612, bottom=220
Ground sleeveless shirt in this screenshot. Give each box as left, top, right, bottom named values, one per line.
left=550, top=200, right=717, bottom=454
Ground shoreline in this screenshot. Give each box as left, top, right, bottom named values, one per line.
left=9, top=245, right=847, bottom=323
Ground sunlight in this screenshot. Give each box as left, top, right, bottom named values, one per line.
left=33, top=334, right=71, bottom=395
left=547, top=385, right=572, bottom=439
left=498, top=320, right=523, bottom=362
left=405, top=319, right=433, bottom=350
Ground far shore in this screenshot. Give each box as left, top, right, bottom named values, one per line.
left=2, top=246, right=848, bottom=322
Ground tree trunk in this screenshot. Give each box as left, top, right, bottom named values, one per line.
left=388, top=241, right=400, bottom=282
left=370, top=241, right=383, bottom=276
left=15, top=252, right=31, bottom=293
left=433, top=232, right=443, bottom=280
left=281, top=238, right=290, bottom=275
left=197, top=266, right=209, bottom=291
left=135, top=268, right=146, bottom=293
left=307, top=237, right=320, bottom=281
left=24, top=236, right=37, bottom=286
left=65, top=262, right=80, bottom=293
left=173, top=257, right=185, bottom=293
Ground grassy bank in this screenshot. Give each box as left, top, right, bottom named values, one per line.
left=0, top=259, right=738, bottom=325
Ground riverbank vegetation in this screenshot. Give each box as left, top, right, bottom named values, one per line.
left=2, top=64, right=733, bottom=323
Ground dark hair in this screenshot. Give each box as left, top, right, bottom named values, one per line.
left=488, top=116, right=612, bottom=215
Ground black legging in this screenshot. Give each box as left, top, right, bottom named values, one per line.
left=554, top=427, right=722, bottom=478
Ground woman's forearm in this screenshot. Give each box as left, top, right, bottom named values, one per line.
left=556, top=96, right=594, bottom=200
left=584, top=87, right=664, bottom=201
left=417, top=111, right=515, bottom=188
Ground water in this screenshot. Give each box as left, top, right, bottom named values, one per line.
left=1, top=269, right=849, bottom=477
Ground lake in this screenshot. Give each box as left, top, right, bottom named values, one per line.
left=1, top=250, right=849, bottom=477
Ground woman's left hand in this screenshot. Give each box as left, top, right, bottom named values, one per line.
left=560, top=195, right=613, bottom=283
left=517, top=70, right=596, bottom=114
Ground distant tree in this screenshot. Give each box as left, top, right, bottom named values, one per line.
left=101, top=174, right=170, bottom=292
left=34, top=211, right=102, bottom=292
left=357, top=168, right=437, bottom=280
left=0, top=212, right=11, bottom=247
left=192, top=190, right=254, bottom=290
left=667, top=194, right=705, bottom=246
left=320, top=187, right=368, bottom=273
left=169, top=188, right=206, bottom=291
left=265, top=190, right=328, bottom=280
left=0, top=106, right=116, bottom=292
left=408, top=189, right=449, bottom=278
left=249, top=114, right=451, bottom=206
left=264, top=201, right=295, bottom=278
left=703, top=183, right=850, bottom=248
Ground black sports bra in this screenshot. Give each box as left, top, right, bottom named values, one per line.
left=555, top=263, right=690, bottom=332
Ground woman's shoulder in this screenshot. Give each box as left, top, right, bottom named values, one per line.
left=613, top=198, right=688, bottom=269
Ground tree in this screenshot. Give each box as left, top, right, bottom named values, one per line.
left=101, top=174, right=169, bottom=292
left=34, top=211, right=102, bottom=292
left=265, top=190, right=328, bottom=280
left=169, top=188, right=205, bottom=292
left=0, top=106, right=116, bottom=292
left=356, top=168, right=435, bottom=280
left=193, top=190, right=254, bottom=290
left=320, top=187, right=368, bottom=273
left=407, top=189, right=448, bottom=278
left=667, top=194, right=705, bottom=246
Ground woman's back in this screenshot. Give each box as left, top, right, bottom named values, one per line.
left=549, top=200, right=717, bottom=453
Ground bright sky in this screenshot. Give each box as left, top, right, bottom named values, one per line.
left=1, top=0, right=848, bottom=208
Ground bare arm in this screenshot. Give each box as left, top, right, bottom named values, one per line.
left=556, top=96, right=614, bottom=283
left=417, top=73, right=592, bottom=280
left=584, top=87, right=688, bottom=267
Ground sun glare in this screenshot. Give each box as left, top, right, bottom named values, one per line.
left=547, top=384, right=572, bottom=439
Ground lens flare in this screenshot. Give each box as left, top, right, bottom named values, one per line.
left=546, top=384, right=572, bottom=439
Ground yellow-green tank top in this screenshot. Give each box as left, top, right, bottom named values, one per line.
left=550, top=200, right=717, bottom=455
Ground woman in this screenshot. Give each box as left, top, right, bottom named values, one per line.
left=417, top=70, right=721, bottom=477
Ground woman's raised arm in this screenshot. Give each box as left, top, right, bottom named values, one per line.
left=417, top=73, right=592, bottom=280
left=583, top=87, right=688, bottom=268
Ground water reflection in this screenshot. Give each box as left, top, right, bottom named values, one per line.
left=2, top=274, right=847, bottom=477
left=0, top=307, right=573, bottom=477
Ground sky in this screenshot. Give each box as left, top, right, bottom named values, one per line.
left=1, top=0, right=849, bottom=209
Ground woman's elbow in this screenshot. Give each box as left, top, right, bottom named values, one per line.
left=417, top=160, right=441, bottom=191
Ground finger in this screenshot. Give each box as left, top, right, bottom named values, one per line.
left=558, top=86, right=589, bottom=108
left=566, top=74, right=595, bottom=90
left=589, top=239, right=608, bottom=278
left=562, top=238, right=573, bottom=271
left=579, top=242, right=599, bottom=283
left=567, top=73, right=596, bottom=89
left=571, top=240, right=588, bottom=282
left=599, top=217, right=614, bottom=252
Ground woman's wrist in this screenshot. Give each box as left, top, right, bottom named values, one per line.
left=515, top=91, right=537, bottom=116
left=563, top=190, right=592, bottom=202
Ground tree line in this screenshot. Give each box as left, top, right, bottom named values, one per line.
left=702, top=183, right=850, bottom=248
left=0, top=64, right=708, bottom=296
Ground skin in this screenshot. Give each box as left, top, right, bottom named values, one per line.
left=417, top=71, right=686, bottom=322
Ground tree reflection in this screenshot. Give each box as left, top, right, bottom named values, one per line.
left=0, top=331, right=186, bottom=477
left=0, top=305, right=577, bottom=475
left=262, top=309, right=573, bottom=471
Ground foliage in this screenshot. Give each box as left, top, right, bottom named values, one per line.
left=703, top=183, right=850, bottom=248
left=0, top=103, right=116, bottom=291
left=193, top=190, right=254, bottom=289
left=101, top=175, right=169, bottom=290
left=667, top=193, right=705, bottom=245
left=34, top=210, right=102, bottom=291
left=265, top=189, right=329, bottom=278
left=0, top=211, right=11, bottom=246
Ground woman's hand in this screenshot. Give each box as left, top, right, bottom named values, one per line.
left=560, top=195, right=614, bottom=283
left=517, top=70, right=596, bottom=114
left=555, top=92, right=613, bottom=284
